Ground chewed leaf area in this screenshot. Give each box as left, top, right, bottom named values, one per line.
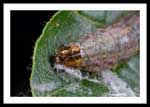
left=30, top=11, right=139, bottom=96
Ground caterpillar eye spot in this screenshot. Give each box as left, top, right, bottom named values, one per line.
left=61, top=50, right=68, bottom=54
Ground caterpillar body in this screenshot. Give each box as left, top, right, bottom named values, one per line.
left=52, top=13, right=139, bottom=77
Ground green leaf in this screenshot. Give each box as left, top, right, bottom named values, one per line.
left=50, top=80, right=108, bottom=96
left=117, top=55, right=140, bottom=96
left=30, top=11, right=139, bottom=96
left=111, top=54, right=139, bottom=96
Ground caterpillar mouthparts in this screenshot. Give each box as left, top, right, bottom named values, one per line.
left=51, top=13, right=140, bottom=74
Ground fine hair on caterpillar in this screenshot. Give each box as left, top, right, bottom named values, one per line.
left=53, top=64, right=98, bottom=80
left=50, top=12, right=139, bottom=79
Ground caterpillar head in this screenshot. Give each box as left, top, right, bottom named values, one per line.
left=54, top=43, right=83, bottom=68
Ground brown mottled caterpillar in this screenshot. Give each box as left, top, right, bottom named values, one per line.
left=52, top=13, right=139, bottom=78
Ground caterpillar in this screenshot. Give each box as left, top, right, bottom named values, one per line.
left=51, top=13, right=139, bottom=78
